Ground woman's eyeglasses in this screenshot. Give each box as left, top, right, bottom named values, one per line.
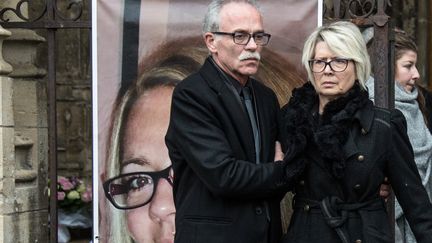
left=103, top=166, right=173, bottom=210
left=308, top=58, right=352, bottom=73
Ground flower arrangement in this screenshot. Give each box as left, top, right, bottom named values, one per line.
left=57, top=176, right=92, bottom=212
left=55, top=176, right=93, bottom=242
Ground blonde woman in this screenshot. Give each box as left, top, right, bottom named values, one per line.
left=280, top=21, right=432, bottom=243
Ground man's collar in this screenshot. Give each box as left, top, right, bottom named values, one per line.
left=208, top=56, right=250, bottom=94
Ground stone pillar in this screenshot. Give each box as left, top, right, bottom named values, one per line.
left=0, top=24, right=48, bottom=242
left=0, top=24, right=15, bottom=243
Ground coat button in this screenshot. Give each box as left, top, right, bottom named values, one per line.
left=303, top=204, right=310, bottom=212
left=361, top=128, right=367, bottom=135
left=354, top=184, right=361, bottom=190
left=255, top=207, right=263, bottom=215
left=355, top=240, right=362, bottom=243
left=357, top=155, right=365, bottom=161
left=299, top=180, right=305, bottom=186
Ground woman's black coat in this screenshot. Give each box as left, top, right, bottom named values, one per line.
left=280, top=82, right=432, bottom=243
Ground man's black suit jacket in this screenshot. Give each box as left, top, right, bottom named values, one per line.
left=166, top=57, right=291, bottom=243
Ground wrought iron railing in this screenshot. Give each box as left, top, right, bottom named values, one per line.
left=0, top=0, right=90, bottom=28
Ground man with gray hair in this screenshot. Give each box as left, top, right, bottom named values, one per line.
left=165, top=1, right=304, bottom=242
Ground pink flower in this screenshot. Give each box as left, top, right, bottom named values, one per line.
left=81, top=188, right=92, bottom=203
left=57, top=191, right=66, bottom=201
left=58, top=177, right=74, bottom=191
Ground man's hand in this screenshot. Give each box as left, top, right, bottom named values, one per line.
left=379, top=177, right=391, bottom=202
left=274, top=141, right=284, bottom=161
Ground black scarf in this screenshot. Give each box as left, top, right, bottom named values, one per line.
left=281, top=82, right=370, bottom=179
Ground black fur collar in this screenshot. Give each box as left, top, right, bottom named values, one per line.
left=281, top=82, right=370, bottom=178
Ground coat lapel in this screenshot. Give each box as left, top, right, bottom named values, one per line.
left=342, top=132, right=359, bottom=161
left=199, top=58, right=256, bottom=160
left=343, top=102, right=374, bottom=161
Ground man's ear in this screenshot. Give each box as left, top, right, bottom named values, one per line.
left=204, top=32, right=217, bottom=53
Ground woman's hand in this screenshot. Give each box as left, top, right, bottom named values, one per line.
left=274, top=141, right=284, bottom=161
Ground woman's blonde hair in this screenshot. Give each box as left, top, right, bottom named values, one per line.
left=302, top=21, right=371, bottom=90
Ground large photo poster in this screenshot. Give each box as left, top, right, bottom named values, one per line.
left=95, top=0, right=319, bottom=242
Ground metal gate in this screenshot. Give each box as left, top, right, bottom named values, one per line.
left=0, top=1, right=91, bottom=242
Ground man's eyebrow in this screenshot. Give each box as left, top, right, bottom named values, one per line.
left=120, top=157, right=150, bottom=170
left=233, top=29, right=265, bottom=33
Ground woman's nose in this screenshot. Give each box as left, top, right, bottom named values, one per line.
left=148, top=178, right=176, bottom=222
left=412, top=66, right=420, bottom=81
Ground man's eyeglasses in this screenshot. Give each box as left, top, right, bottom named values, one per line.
left=308, top=58, right=352, bottom=73
left=103, top=166, right=173, bottom=210
left=212, top=31, right=271, bottom=46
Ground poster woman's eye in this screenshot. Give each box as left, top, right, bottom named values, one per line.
left=127, top=175, right=153, bottom=191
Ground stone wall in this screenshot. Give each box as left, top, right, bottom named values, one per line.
left=0, top=23, right=49, bottom=242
